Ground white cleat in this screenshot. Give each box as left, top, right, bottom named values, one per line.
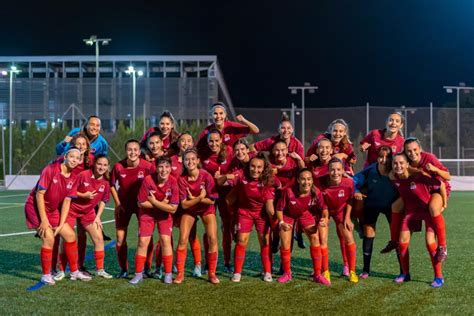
left=231, top=273, right=242, bottom=282
left=129, top=273, right=143, bottom=285
left=53, top=271, right=65, bottom=281
left=41, top=274, right=56, bottom=285
left=263, top=272, right=273, bottom=282
left=70, top=270, right=92, bottom=282
left=96, top=269, right=113, bottom=279
left=192, top=264, right=202, bottom=278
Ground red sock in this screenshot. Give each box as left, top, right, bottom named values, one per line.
left=134, top=255, right=146, bottom=274
left=426, top=243, right=443, bottom=278
left=77, top=233, right=87, bottom=269
left=207, top=251, right=218, bottom=276
left=162, top=255, right=173, bottom=274
left=321, top=247, right=329, bottom=272
left=432, top=215, right=447, bottom=247
left=234, top=243, right=246, bottom=274
left=155, top=241, right=162, bottom=268
left=398, top=242, right=410, bottom=275
left=116, top=243, right=129, bottom=271
left=190, top=237, right=202, bottom=265
left=40, top=247, right=53, bottom=275
left=51, top=236, right=60, bottom=271
left=260, top=245, right=271, bottom=274
left=390, top=212, right=403, bottom=242
left=310, top=246, right=322, bottom=276
left=94, top=250, right=105, bottom=270
left=280, top=247, right=291, bottom=274
left=145, top=237, right=154, bottom=270
left=64, top=241, right=79, bottom=272
left=346, top=243, right=356, bottom=272
left=175, top=248, right=187, bottom=274
left=337, top=229, right=348, bottom=266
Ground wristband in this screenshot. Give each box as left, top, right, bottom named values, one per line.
left=279, top=220, right=284, bottom=226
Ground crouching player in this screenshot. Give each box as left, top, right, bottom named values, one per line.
left=130, top=157, right=178, bottom=285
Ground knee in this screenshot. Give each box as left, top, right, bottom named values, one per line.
left=207, top=234, right=218, bottom=247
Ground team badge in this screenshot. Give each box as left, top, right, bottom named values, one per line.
left=200, top=182, right=205, bottom=190
left=391, top=145, right=397, bottom=152
left=67, top=181, right=73, bottom=189
left=138, top=171, right=145, bottom=178
left=149, top=190, right=156, bottom=195
left=242, top=180, right=248, bottom=184
left=98, top=185, right=105, bottom=192
left=52, top=178, right=58, bottom=184
left=84, top=182, right=90, bottom=187
left=224, top=134, right=231, bottom=142
left=120, top=174, right=126, bottom=178
left=334, top=147, right=340, bottom=153
left=410, top=182, right=417, bottom=190
left=375, top=142, right=381, bottom=146
left=204, top=160, right=210, bottom=165
left=338, top=190, right=345, bottom=197
left=165, top=189, right=172, bottom=197
left=314, top=169, right=320, bottom=176
left=290, top=200, right=297, bottom=205
left=172, top=166, right=177, bottom=170
left=395, top=183, right=400, bottom=187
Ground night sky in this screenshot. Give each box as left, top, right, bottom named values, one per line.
left=2, top=0, right=474, bottom=108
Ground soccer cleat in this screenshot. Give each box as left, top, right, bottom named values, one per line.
left=41, top=274, right=56, bottom=285
left=70, top=270, right=92, bottom=282
left=359, top=271, right=369, bottom=280
left=173, top=273, right=184, bottom=284
left=349, top=271, right=359, bottom=283
left=152, top=267, right=163, bottom=279
left=79, top=267, right=92, bottom=277
left=202, top=264, right=209, bottom=275
left=323, top=270, right=331, bottom=282
left=143, top=268, right=153, bottom=279
left=313, top=274, right=331, bottom=286
left=380, top=240, right=398, bottom=254
left=163, top=273, right=173, bottom=284
left=231, top=273, right=241, bottom=282
left=341, top=265, right=350, bottom=277
left=295, top=232, right=306, bottom=249
left=277, top=272, right=292, bottom=283
left=435, top=246, right=448, bottom=263
left=208, top=274, right=220, bottom=284
left=53, top=271, right=65, bottom=281
left=96, top=269, right=113, bottom=279
left=394, top=273, right=411, bottom=284
left=116, top=270, right=129, bottom=279
left=129, top=273, right=143, bottom=285
left=172, top=265, right=178, bottom=273
left=263, top=272, right=273, bottom=282
left=192, top=264, right=202, bottom=278
left=431, top=277, right=445, bottom=288
left=223, top=264, right=233, bottom=273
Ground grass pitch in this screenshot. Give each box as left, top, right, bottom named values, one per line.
left=0, top=190, right=473, bottom=315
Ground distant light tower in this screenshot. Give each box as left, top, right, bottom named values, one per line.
left=125, top=66, right=144, bottom=131
left=83, top=35, right=111, bottom=116
left=8, top=65, right=20, bottom=175
left=397, top=105, right=418, bottom=137
left=288, top=83, right=318, bottom=145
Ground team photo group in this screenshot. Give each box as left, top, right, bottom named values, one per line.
left=25, top=102, right=450, bottom=288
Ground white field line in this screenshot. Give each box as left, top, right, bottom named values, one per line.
left=0, top=193, right=29, bottom=198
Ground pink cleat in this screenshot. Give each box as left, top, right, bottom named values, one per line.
left=277, top=272, right=292, bottom=283
left=313, top=274, right=331, bottom=286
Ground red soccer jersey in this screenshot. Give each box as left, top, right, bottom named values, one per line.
left=321, top=177, right=354, bottom=216
left=308, top=161, right=330, bottom=189
left=178, top=169, right=218, bottom=213
left=141, top=127, right=173, bottom=151
left=138, top=174, right=179, bottom=208
left=391, top=172, right=440, bottom=214
left=199, top=145, right=233, bottom=176
left=306, top=133, right=356, bottom=162
left=227, top=152, right=256, bottom=173
left=70, top=169, right=110, bottom=214
left=276, top=186, right=326, bottom=218
left=361, top=129, right=405, bottom=167
left=26, top=161, right=78, bottom=214
left=270, top=156, right=299, bottom=190
left=197, top=121, right=250, bottom=149
left=254, top=135, right=305, bottom=159
left=417, top=152, right=451, bottom=193
left=110, top=158, right=156, bottom=209
left=56, top=153, right=95, bottom=176
left=170, top=155, right=184, bottom=179
left=228, top=171, right=275, bottom=213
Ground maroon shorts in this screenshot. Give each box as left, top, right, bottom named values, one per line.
left=66, top=209, right=96, bottom=229
left=138, top=209, right=173, bottom=237
left=237, top=209, right=270, bottom=234
left=401, top=211, right=434, bottom=233
left=283, top=210, right=316, bottom=230
left=329, top=210, right=344, bottom=226
left=183, top=205, right=216, bottom=218
left=115, top=205, right=138, bottom=228
left=25, top=202, right=60, bottom=229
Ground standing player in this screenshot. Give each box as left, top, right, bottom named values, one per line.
left=196, top=102, right=259, bottom=149
left=390, top=153, right=445, bottom=287
left=141, top=111, right=180, bottom=154
left=130, top=157, right=179, bottom=285
left=275, top=168, right=330, bottom=285
left=174, top=148, right=220, bottom=284
left=110, top=139, right=156, bottom=278
left=227, top=138, right=254, bottom=173
left=360, top=112, right=405, bottom=168
left=24, top=147, right=91, bottom=284
left=321, top=158, right=359, bottom=283
left=308, top=138, right=333, bottom=189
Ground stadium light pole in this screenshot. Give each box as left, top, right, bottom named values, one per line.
left=83, top=35, right=111, bottom=117
left=443, top=84, right=474, bottom=175
left=288, top=83, right=318, bottom=146
left=8, top=66, right=20, bottom=175
left=125, top=66, right=144, bottom=131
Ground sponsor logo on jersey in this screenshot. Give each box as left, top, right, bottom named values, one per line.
left=391, top=145, right=397, bottom=152
left=138, top=171, right=145, bottom=179
left=84, top=182, right=90, bottom=187
left=204, top=160, right=210, bottom=165
left=375, top=142, right=381, bottom=146
left=224, top=134, right=231, bottom=142
left=290, top=200, right=297, bottom=205
left=149, top=190, right=156, bottom=195
left=98, top=185, right=105, bottom=192
left=242, top=180, right=248, bottom=184
left=334, top=147, right=340, bottom=153
left=395, top=182, right=400, bottom=187
left=120, top=174, right=126, bottom=178
left=165, top=189, right=172, bottom=197
left=172, top=166, right=177, bottom=170
left=410, top=182, right=417, bottom=190
left=67, top=181, right=74, bottom=190
left=52, top=178, right=58, bottom=184
left=338, top=190, right=345, bottom=198
left=200, top=182, right=205, bottom=190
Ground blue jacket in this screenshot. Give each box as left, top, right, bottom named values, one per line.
left=55, top=127, right=109, bottom=157
left=353, top=163, right=398, bottom=210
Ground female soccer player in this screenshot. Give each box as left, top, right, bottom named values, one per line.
left=252, top=113, right=304, bottom=159
left=227, top=138, right=254, bottom=173
left=223, top=153, right=276, bottom=283
left=24, top=147, right=91, bottom=284
left=130, top=156, right=179, bottom=285
left=141, top=111, right=180, bottom=154
left=110, top=139, right=156, bottom=278
left=390, top=153, right=445, bottom=287
left=360, top=112, right=405, bottom=168
left=56, top=115, right=108, bottom=157
left=63, top=154, right=113, bottom=279
left=141, top=131, right=165, bottom=163
left=353, top=146, right=401, bottom=278
left=269, top=141, right=305, bottom=190
left=306, top=119, right=356, bottom=173
left=196, top=102, right=259, bottom=149
left=321, top=158, right=358, bottom=283
left=308, top=138, right=333, bottom=189
left=275, top=168, right=330, bottom=285
left=174, top=148, right=220, bottom=284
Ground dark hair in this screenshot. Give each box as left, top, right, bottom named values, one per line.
left=233, top=137, right=249, bottom=149
left=83, top=115, right=101, bottom=140
left=377, top=146, right=393, bottom=171
left=244, top=152, right=274, bottom=187
left=160, top=111, right=180, bottom=144
left=207, top=128, right=227, bottom=163
left=328, top=157, right=345, bottom=170
left=125, top=139, right=140, bottom=149
left=181, top=148, right=201, bottom=176
left=94, top=154, right=110, bottom=180
left=147, top=131, right=162, bottom=144
left=393, top=152, right=409, bottom=162
left=170, top=131, right=194, bottom=155
left=270, top=140, right=288, bottom=153
left=317, top=137, right=333, bottom=148
left=71, top=133, right=91, bottom=169
left=156, top=156, right=172, bottom=166
left=296, top=167, right=319, bottom=201
left=404, top=137, right=422, bottom=150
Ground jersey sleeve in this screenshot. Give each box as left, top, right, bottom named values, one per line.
left=37, top=165, right=53, bottom=191
left=314, top=188, right=327, bottom=211
left=110, top=164, right=119, bottom=188
left=263, top=185, right=276, bottom=201
left=254, top=138, right=272, bottom=152
left=275, top=188, right=288, bottom=212
left=295, top=141, right=305, bottom=159
left=361, top=130, right=373, bottom=145
left=205, top=173, right=218, bottom=200
left=229, top=121, right=250, bottom=138
left=353, top=165, right=371, bottom=192
left=137, top=176, right=153, bottom=204
left=345, top=143, right=357, bottom=162
left=102, top=182, right=111, bottom=203
left=66, top=178, right=79, bottom=199
left=178, top=177, right=188, bottom=202
left=169, top=179, right=180, bottom=205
